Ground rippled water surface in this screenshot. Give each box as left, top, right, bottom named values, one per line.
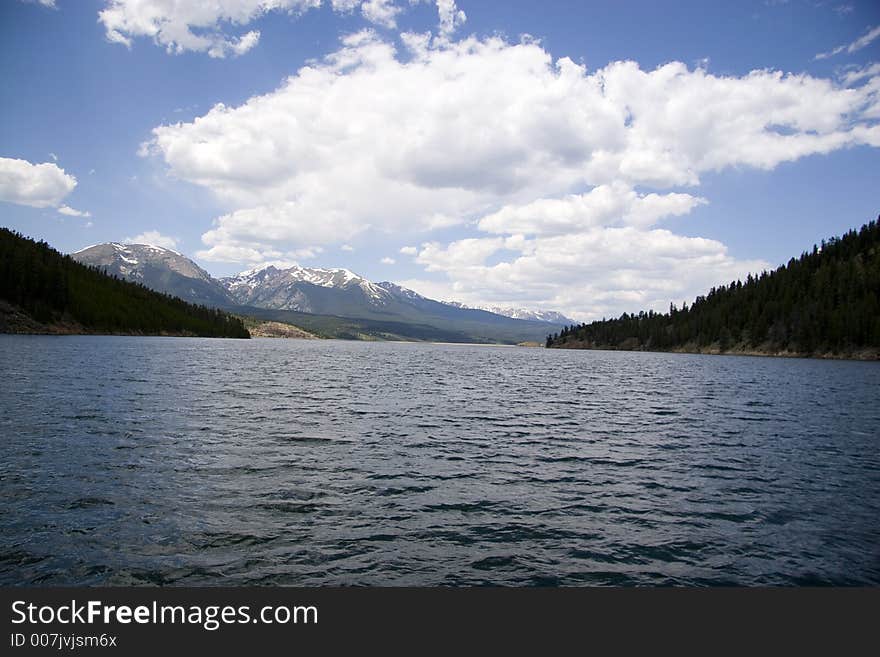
left=1, top=335, right=879, bottom=586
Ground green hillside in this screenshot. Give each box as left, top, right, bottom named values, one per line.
left=0, top=228, right=249, bottom=338
left=547, top=218, right=880, bottom=359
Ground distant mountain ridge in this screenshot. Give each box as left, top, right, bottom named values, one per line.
left=442, top=301, right=573, bottom=325
left=71, top=245, right=566, bottom=343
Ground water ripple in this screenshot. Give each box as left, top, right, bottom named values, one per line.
left=1, top=335, right=879, bottom=586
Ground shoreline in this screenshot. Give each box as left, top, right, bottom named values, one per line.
left=550, top=341, right=880, bottom=362
left=0, top=300, right=249, bottom=339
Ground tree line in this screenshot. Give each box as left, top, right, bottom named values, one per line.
left=547, top=218, right=880, bottom=357
left=0, top=227, right=250, bottom=338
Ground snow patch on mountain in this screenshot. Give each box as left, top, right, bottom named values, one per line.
left=376, top=281, right=426, bottom=301
left=72, top=242, right=221, bottom=292
left=221, top=263, right=394, bottom=310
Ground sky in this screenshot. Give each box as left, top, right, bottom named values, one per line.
left=1, top=0, right=878, bottom=321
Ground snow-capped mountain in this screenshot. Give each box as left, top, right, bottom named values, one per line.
left=218, top=264, right=568, bottom=339
left=220, top=264, right=392, bottom=312
left=69, top=243, right=566, bottom=342
left=443, top=301, right=573, bottom=325
left=375, top=281, right=429, bottom=302
left=72, top=242, right=231, bottom=306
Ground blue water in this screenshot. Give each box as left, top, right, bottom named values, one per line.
left=1, top=335, right=878, bottom=585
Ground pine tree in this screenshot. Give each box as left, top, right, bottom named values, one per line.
left=546, top=218, right=880, bottom=358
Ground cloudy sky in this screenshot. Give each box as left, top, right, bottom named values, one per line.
left=1, top=0, right=878, bottom=320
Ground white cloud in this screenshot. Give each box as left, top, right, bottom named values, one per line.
left=145, top=34, right=878, bottom=231
left=841, top=62, right=880, bottom=87
left=360, top=0, right=400, bottom=28
left=98, top=0, right=410, bottom=57
left=293, top=246, right=323, bottom=259
left=399, top=245, right=418, bottom=255
left=341, top=244, right=355, bottom=251
left=412, top=229, right=771, bottom=321
left=477, top=183, right=706, bottom=235
left=58, top=205, right=91, bottom=218
left=194, top=237, right=323, bottom=263
left=98, top=0, right=319, bottom=57
left=815, top=24, right=880, bottom=60
left=195, top=243, right=275, bottom=263
left=124, top=230, right=179, bottom=249
left=380, top=256, right=396, bottom=264
left=141, top=32, right=880, bottom=317
left=844, top=24, right=880, bottom=52
left=331, top=0, right=361, bottom=11
left=225, top=30, right=261, bottom=58
left=0, top=157, right=77, bottom=208
left=395, top=277, right=458, bottom=302
left=20, top=0, right=57, bottom=8
left=436, top=0, right=466, bottom=38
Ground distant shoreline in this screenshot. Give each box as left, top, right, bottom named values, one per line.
left=550, top=341, right=880, bottom=362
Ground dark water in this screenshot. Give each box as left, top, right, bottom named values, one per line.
left=1, top=335, right=878, bottom=586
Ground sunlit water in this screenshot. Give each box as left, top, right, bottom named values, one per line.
left=1, top=335, right=878, bottom=586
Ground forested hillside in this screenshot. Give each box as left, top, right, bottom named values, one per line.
left=0, top=228, right=249, bottom=338
left=547, top=218, right=880, bottom=359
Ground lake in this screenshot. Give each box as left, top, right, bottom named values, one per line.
left=1, top=335, right=878, bottom=586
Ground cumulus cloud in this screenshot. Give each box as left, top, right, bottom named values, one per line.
left=99, top=0, right=285, bottom=56
left=411, top=229, right=770, bottom=322
left=194, top=231, right=323, bottom=263
left=815, top=24, right=880, bottom=60
left=98, top=0, right=414, bottom=57
left=123, top=230, right=179, bottom=249
left=399, top=245, right=418, bottom=255
left=477, top=183, right=706, bottom=235
left=141, top=32, right=880, bottom=317
left=0, top=156, right=78, bottom=209
left=380, top=256, right=396, bottom=264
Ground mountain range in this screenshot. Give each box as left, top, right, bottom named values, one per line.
left=72, top=243, right=569, bottom=343
left=441, top=301, right=572, bottom=324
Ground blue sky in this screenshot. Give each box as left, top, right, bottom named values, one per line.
left=1, top=0, right=878, bottom=319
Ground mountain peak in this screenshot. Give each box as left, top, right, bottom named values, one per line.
left=121, top=242, right=183, bottom=257
left=225, top=263, right=371, bottom=289
left=377, top=281, right=426, bottom=301
left=71, top=242, right=229, bottom=306
left=221, top=263, right=391, bottom=310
